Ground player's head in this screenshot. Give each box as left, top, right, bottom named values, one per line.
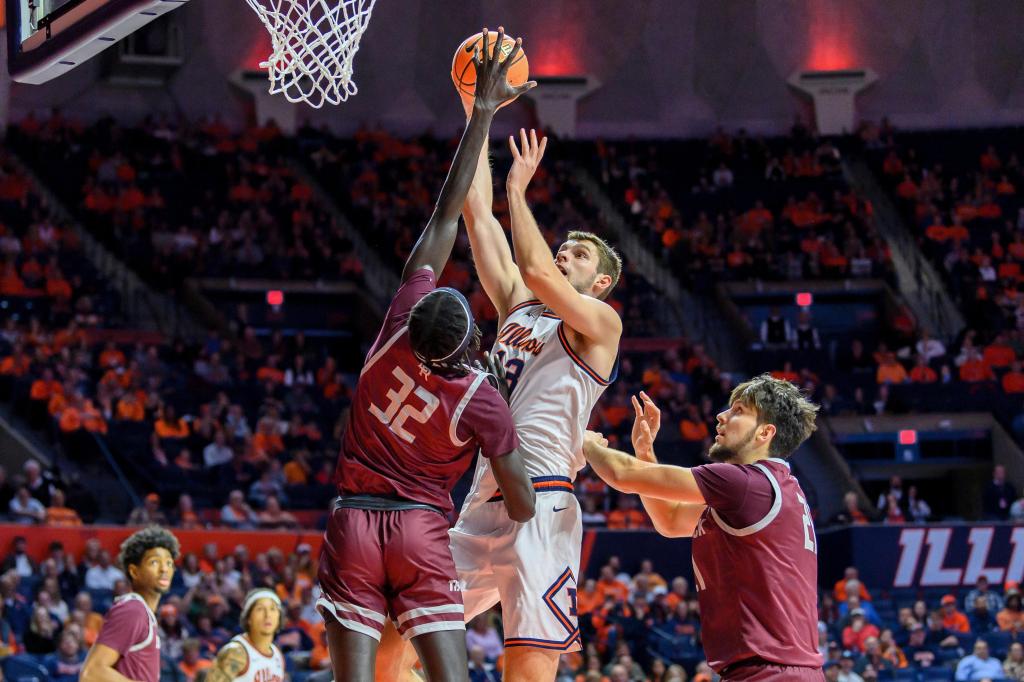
left=118, top=526, right=179, bottom=595
left=709, top=374, right=818, bottom=463
left=240, top=588, right=282, bottom=637
left=409, top=287, right=481, bottom=376
left=555, top=231, right=622, bottom=301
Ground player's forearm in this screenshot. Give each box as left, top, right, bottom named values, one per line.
left=583, top=441, right=646, bottom=491
left=463, top=142, right=520, bottom=311
left=402, top=108, right=494, bottom=281
left=507, top=190, right=560, bottom=283
left=642, top=498, right=704, bottom=538
left=583, top=442, right=705, bottom=503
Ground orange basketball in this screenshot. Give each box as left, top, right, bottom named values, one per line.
left=451, top=31, right=529, bottom=110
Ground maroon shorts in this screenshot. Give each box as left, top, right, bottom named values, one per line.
left=316, top=505, right=465, bottom=641
left=719, top=660, right=824, bottom=681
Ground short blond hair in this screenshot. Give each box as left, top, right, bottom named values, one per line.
left=729, top=373, right=819, bottom=458
left=567, top=230, right=622, bottom=300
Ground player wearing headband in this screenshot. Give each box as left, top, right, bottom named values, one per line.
left=202, top=589, right=285, bottom=682
left=317, top=27, right=536, bottom=682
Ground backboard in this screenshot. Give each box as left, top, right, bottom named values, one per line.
left=5, top=0, right=191, bottom=84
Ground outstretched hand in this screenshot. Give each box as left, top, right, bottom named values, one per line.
left=471, top=27, right=537, bottom=114
left=631, top=391, right=661, bottom=463
left=507, top=128, right=548, bottom=194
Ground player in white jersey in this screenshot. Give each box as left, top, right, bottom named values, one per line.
left=452, top=129, right=623, bottom=681
left=377, top=130, right=622, bottom=682
left=203, top=589, right=285, bottom=682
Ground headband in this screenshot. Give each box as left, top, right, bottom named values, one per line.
left=241, top=588, right=281, bottom=617
left=414, top=287, right=475, bottom=365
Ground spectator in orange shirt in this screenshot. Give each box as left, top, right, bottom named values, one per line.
left=81, top=400, right=107, bottom=434
left=252, top=417, right=285, bottom=460
left=0, top=344, right=31, bottom=376
left=834, top=567, right=873, bottom=603
left=177, top=639, right=212, bottom=682
left=98, top=341, right=126, bottom=369
left=909, top=355, right=938, bottom=383
left=606, top=495, right=650, bottom=529
left=983, top=333, right=1016, bottom=370
left=1004, top=360, right=1024, bottom=394
left=877, top=354, right=909, bottom=384
left=29, top=368, right=63, bottom=402
left=998, top=589, right=1024, bottom=633
left=575, top=578, right=603, bottom=616
left=596, top=565, right=630, bottom=604
left=115, top=391, right=146, bottom=421
left=940, top=594, right=970, bottom=633
left=44, top=489, right=82, bottom=527
left=58, top=396, right=83, bottom=432
left=679, top=404, right=710, bottom=442
left=256, top=355, right=285, bottom=384
left=154, top=405, right=190, bottom=439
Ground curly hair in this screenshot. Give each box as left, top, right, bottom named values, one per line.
left=118, top=526, right=180, bottom=572
left=408, top=289, right=480, bottom=377
left=729, top=373, right=819, bottom=458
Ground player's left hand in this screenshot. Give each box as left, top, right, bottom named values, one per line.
left=582, top=429, right=609, bottom=455
left=630, top=391, right=661, bottom=463
left=483, top=351, right=511, bottom=403
left=472, top=27, right=536, bottom=115
left=507, top=128, right=548, bottom=194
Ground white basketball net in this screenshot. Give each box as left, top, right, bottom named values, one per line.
left=244, top=0, right=377, bottom=108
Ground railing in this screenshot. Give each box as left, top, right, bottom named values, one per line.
left=573, top=167, right=744, bottom=369
left=843, top=157, right=965, bottom=342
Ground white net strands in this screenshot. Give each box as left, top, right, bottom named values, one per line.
left=244, top=0, right=377, bottom=108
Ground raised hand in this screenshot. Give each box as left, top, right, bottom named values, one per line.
left=630, top=391, right=661, bottom=463
left=507, top=128, right=548, bottom=194
left=471, top=27, right=537, bottom=114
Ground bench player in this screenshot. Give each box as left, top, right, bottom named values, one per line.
left=449, top=128, right=623, bottom=681
left=202, top=589, right=285, bottom=682
left=582, top=376, right=824, bottom=681
left=81, top=527, right=179, bottom=682
left=315, top=28, right=537, bottom=682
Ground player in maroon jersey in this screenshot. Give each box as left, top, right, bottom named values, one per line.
left=81, top=526, right=180, bottom=682
left=582, top=375, right=823, bottom=681
left=316, top=28, right=537, bottom=682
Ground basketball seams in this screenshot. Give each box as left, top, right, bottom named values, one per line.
left=451, top=33, right=527, bottom=98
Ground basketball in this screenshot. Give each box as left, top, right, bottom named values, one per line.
left=451, top=30, right=529, bottom=111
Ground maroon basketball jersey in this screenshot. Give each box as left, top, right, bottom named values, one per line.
left=691, top=458, right=822, bottom=673
left=335, top=268, right=518, bottom=514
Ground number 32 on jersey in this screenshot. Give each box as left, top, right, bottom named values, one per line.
left=368, top=366, right=439, bottom=443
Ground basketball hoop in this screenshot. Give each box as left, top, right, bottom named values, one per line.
left=244, top=0, right=377, bottom=108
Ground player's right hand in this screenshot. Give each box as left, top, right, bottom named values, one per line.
left=471, top=27, right=536, bottom=114
left=507, top=128, right=547, bottom=193
left=631, top=391, right=661, bottom=463
left=483, top=351, right=511, bottom=404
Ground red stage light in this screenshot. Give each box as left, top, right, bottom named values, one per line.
left=796, top=292, right=813, bottom=307
left=266, top=290, right=284, bottom=306
left=898, top=430, right=917, bottom=446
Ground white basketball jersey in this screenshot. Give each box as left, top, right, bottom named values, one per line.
left=464, top=300, right=615, bottom=502
left=229, top=634, right=285, bottom=682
